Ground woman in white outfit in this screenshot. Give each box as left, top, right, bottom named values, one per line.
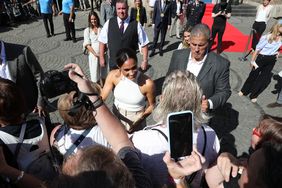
left=102, top=48, right=155, bottom=133
left=83, top=11, right=107, bottom=83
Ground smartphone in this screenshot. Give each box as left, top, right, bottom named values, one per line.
left=167, top=111, right=194, bottom=161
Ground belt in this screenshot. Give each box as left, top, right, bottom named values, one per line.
left=258, top=54, right=276, bottom=57
left=113, top=104, right=144, bottom=116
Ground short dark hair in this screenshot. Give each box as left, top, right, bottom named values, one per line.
left=116, top=0, right=128, bottom=6
left=0, top=78, right=26, bottom=123
left=115, top=48, right=138, bottom=68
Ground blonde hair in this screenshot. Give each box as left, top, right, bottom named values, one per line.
left=58, top=83, right=101, bottom=128
left=267, top=21, right=282, bottom=43
left=153, top=71, right=209, bottom=129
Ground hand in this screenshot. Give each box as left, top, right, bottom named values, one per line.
left=99, top=57, right=106, bottom=67
left=167, top=25, right=171, bottom=30
left=152, top=24, right=155, bottom=29
left=250, top=61, right=258, bottom=70
left=140, top=60, right=148, bottom=71
left=58, top=11, right=62, bottom=15
left=68, top=17, right=73, bottom=22
left=163, top=149, right=204, bottom=179
left=32, top=105, right=46, bottom=117
left=216, top=152, right=241, bottom=182
left=66, top=64, right=98, bottom=95
left=129, top=117, right=144, bottom=133
left=64, top=63, right=86, bottom=78
left=201, top=95, right=209, bottom=112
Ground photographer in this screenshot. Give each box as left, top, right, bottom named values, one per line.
left=208, top=0, right=231, bottom=54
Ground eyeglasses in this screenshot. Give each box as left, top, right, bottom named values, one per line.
left=252, top=127, right=262, bottom=137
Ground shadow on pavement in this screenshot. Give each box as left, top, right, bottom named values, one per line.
left=209, top=103, right=239, bottom=156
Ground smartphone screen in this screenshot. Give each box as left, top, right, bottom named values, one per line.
left=168, top=111, right=193, bottom=161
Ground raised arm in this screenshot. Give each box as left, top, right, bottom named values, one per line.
left=65, top=63, right=132, bottom=153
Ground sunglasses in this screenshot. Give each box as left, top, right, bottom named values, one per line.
left=252, top=127, right=262, bottom=137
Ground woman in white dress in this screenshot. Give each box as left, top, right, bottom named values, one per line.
left=83, top=11, right=106, bottom=84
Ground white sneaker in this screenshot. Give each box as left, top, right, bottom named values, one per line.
left=251, top=98, right=257, bottom=103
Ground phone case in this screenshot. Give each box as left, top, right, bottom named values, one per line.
left=167, top=110, right=194, bottom=161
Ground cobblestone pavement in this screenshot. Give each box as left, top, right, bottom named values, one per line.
left=0, top=11, right=281, bottom=157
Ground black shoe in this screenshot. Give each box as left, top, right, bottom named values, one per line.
left=64, top=38, right=71, bottom=41
left=238, top=57, right=248, bottom=62
left=149, top=50, right=155, bottom=57
left=72, top=38, right=77, bottom=43
left=159, top=50, right=163, bottom=56
left=47, top=34, right=51, bottom=38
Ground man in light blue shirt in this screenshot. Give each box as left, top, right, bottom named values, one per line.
left=39, top=0, right=56, bottom=37
left=59, top=0, right=76, bottom=42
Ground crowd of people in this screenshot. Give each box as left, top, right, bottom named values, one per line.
left=0, top=0, right=282, bottom=187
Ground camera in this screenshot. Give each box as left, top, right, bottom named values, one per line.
left=220, top=1, right=228, bottom=13
left=40, top=70, right=78, bottom=99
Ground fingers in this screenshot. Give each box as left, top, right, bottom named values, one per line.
left=163, top=151, right=172, bottom=165
left=64, top=63, right=85, bottom=76
left=68, top=69, right=83, bottom=83
left=217, top=153, right=239, bottom=182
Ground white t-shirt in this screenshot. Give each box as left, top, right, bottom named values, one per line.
left=54, top=124, right=110, bottom=156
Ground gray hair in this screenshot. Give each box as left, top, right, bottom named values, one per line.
left=153, top=70, right=209, bottom=129
left=190, top=24, right=210, bottom=42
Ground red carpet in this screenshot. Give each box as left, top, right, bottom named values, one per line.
left=202, top=4, right=250, bottom=53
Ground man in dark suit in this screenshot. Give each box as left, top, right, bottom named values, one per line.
left=167, top=24, right=231, bottom=112
left=149, top=0, right=172, bottom=57
left=0, top=40, right=45, bottom=116
left=186, top=0, right=205, bottom=28
left=99, top=0, right=149, bottom=70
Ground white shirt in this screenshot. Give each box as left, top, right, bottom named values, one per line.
left=176, top=1, right=181, bottom=14
left=186, top=52, right=207, bottom=77
left=255, top=4, right=273, bottom=23
left=149, top=0, right=156, bottom=7
left=186, top=53, right=214, bottom=109
left=98, top=16, right=149, bottom=47
left=0, top=41, right=12, bottom=81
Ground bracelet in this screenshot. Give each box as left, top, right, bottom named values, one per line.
left=92, top=96, right=104, bottom=110
left=14, top=171, right=24, bottom=184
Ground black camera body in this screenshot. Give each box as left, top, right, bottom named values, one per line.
left=40, top=70, right=78, bottom=99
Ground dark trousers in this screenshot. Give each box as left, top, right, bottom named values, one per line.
left=209, top=23, right=226, bottom=53
left=42, top=13, right=54, bottom=36
left=251, top=21, right=266, bottom=50
left=63, top=13, right=75, bottom=39
left=151, top=23, right=168, bottom=51
left=241, top=54, right=276, bottom=99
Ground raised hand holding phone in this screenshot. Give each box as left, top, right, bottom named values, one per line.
left=167, top=111, right=194, bottom=161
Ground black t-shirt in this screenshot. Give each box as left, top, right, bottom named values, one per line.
left=212, top=3, right=232, bottom=26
